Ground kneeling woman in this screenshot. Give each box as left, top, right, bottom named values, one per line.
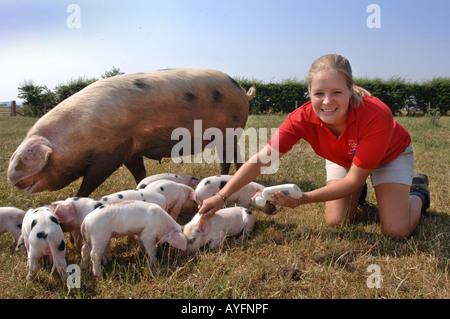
left=199, top=54, right=430, bottom=240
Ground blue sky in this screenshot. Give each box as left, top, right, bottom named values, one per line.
left=1, top=0, right=449, bottom=102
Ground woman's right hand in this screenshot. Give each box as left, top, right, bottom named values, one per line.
left=198, top=194, right=225, bottom=219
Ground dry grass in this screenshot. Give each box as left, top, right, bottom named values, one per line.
left=0, top=115, right=448, bottom=299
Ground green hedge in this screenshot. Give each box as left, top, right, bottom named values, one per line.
left=237, top=77, right=450, bottom=115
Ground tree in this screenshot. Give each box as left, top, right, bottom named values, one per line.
left=101, top=66, right=124, bottom=79
left=17, top=80, right=57, bottom=116
left=54, top=76, right=97, bottom=103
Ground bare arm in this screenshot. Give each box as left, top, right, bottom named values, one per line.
left=198, top=144, right=282, bottom=217
left=271, top=163, right=371, bottom=207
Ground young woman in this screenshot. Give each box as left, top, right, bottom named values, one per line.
left=198, top=54, right=430, bottom=240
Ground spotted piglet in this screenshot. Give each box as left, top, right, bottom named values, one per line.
left=143, top=180, right=198, bottom=220
left=182, top=207, right=255, bottom=254
left=50, top=189, right=167, bottom=247
left=81, top=201, right=187, bottom=277
left=0, top=207, right=26, bottom=246
left=136, top=173, right=200, bottom=190
left=195, top=175, right=277, bottom=215
left=19, top=207, right=67, bottom=281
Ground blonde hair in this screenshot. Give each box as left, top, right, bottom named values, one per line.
left=306, top=54, right=371, bottom=108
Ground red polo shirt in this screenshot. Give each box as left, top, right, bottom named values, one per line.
left=269, top=96, right=411, bottom=170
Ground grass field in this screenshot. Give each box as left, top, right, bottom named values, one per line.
left=0, top=114, right=448, bottom=299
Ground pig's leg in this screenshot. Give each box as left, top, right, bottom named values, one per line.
left=102, top=241, right=112, bottom=265
left=233, top=139, right=243, bottom=171
left=69, top=230, right=83, bottom=250
left=208, top=238, right=222, bottom=250
left=80, top=244, right=90, bottom=270
left=27, top=249, right=40, bottom=280
left=90, top=239, right=108, bottom=277
left=208, top=232, right=227, bottom=250
left=11, top=227, right=22, bottom=245
left=219, top=135, right=242, bottom=174
left=220, top=162, right=231, bottom=175
left=76, top=152, right=125, bottom=197
left=139, top=233, right=158, bottom=265
left=124, top=156, right=146, bottom=185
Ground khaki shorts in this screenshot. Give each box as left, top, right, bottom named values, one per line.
left=326, top=145, right=414, bottom=187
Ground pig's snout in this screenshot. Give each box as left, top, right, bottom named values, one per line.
left=263, top=203, right=278, bottom=215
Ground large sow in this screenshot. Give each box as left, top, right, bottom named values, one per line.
left=8, top=69, right=255, bottom=197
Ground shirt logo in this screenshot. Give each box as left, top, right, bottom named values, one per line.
left=348, top=139, right=358, bottom=156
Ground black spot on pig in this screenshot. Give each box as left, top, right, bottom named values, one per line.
left=94, top=202, right=103, bottom=209
left=138, top=184, right=147, bottom=189
left=32, top=209, right=38, bottom=214
left=50, top=216, right=59, bottom=224
left=58, top=240, right=65, bottom=251
left=133, top=79, right=150, bottom=90
left=31, top=219, right=37, bottom=230
left=204, top=180, right=211, bottom=186
left=212, top=89, right=223, bottom=103
left=184, top=92, right=198, bottom=102
left=72, top=197, right=81, bottom=201
left=245, top=209, right=253, bottom=215
left=219, top=180, right=227, bottom=190
left=160, top=186, right=164, bottom=192
left=101, top=197, right=108, bottom=202
left=117, top=194, right=124, bottom=199
left=36, top=231, right=48, bottom=239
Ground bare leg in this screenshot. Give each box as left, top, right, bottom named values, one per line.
left=375, top=183, right=422, bottom=240
left=325, top=180, right=363, bottom=226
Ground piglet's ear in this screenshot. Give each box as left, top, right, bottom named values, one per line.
left=188, top=190, right=197, bottom=202
left=166, top=230, right=187, bottom=251
left=198, top=217, right=211, bottom=235
left=54, top=202, right=76, bottom=222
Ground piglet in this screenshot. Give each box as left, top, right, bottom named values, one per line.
left=49, top=189, right=167, bottom=247
left=0, top=207, right=26, bottom=246
left=19, top=207, right=67, bottom=281
left=137, top=173, right=200, bottom=190
left=195, top=175, right=277, bottom=215
left=182, top=206, right=255, bottom=254
left=80, top=201, right=187, bottom=277
left=143, top=180, right=198, bottom=220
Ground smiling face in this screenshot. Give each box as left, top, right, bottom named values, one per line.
left=309, top=70, right=352, bottom=136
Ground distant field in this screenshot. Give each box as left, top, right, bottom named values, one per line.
left=0, top=108, right=10, bottom=117
left=0, top=115, right=448, bottom=299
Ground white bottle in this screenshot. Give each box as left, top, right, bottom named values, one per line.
left=255, top=184, right=302, bottom=206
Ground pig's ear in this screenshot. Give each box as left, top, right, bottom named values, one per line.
left=188, top=190, right=197, bottom=203
left=191, top=178, right=200, bottom=189
left=54, top=202, right=76, bottom=222
left=166, top=230, right=187, bottom=251
left=198, top=217, right=211, bottom=235
left=12, top=139, right=52, bottom=173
